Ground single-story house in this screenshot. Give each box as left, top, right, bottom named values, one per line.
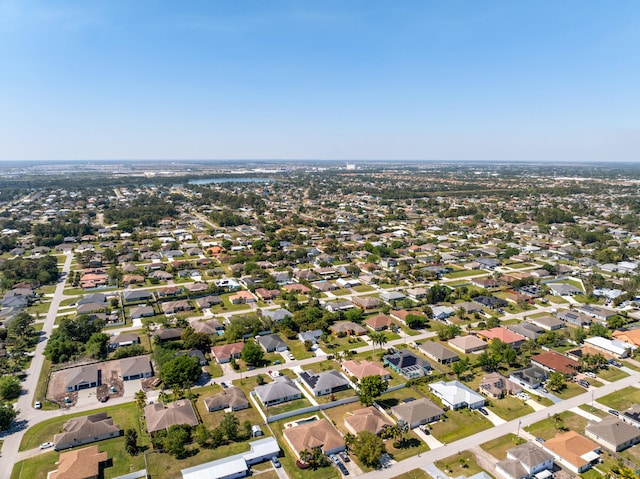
left=120, top=356, right=153, bottom=380
left=584, top=336, right=632, bottom=359
left=383, top=348, right=431, bottom=378
left=211, top=342, right=245, bottom=364
left=480, top=372, right=522, bottom=399
left=509, top=366, right=548, bottom=389
left=283, top=418, right=345, bottom=458
left=257, top=334, right=288, bottom=353
left=448, top=335, right=488, bottom=354
left=530, top=351, right=579, bottom=375
left=391, top=397, right=445, bottom=429
left=65, top=364, right=100, bottom=392
left=364, top=314, right=394, bottom=331
left=49, top=445, right=108, bottom=479
left=299, top=370, right=350, bottom=397
left=204, top=386, right=250, bottom=412
left=341, top=359, right=391, bottom=381
left=108, top=333, right=140, bottom=350
left=254, top=376, right=302, bottom=407
left=144, top=399, right=199, bottom=435
left=476, top=327, right=526, bottom=349
left=496, top=442, right=554, bottom=479
left=429, top=380, right=486, bottom=410
left=419, top=341, right=460, bottom=364
left=329, top=321, right=367, bottom=336
left=344, top=406, right=394, bottom=435
left=585, top=416, right=640, bottom=452
left=54, top=413, right=120, bottom=450
left=544, top=431, right=600, bottom=473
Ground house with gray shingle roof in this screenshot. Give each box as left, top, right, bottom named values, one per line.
left=254, top=376, right=301, bottom=407
left=299, top=370, right=351, bottom=397
left=257, top=334, right=288, bottom=353
left=585, top=416, right=640, bottom=452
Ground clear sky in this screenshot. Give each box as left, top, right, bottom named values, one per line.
left=0, top=0, right=639, bottom=162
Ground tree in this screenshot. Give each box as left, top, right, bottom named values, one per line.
left=405, top=314, right=426, bottom=329
left=589, top=322, right=610, bottom=338
left=159, top=355, right=201, bottom=388
left=345, top=308, right=364, bottom=323
left=125, top=428, right=139, bottom=455
left=0, top=376, right=21, bottom=401
left=369, top=331, right=387, bottom=356
left=573, top=327, right=587, bottom=344
left=299, top=448, right=330, bottom=469
left=0, top=401, right=17, bottom=431
left=181, top=328, right=212, bottom=352
left=220, top=413, right=240, bottom=441
left=85, top=332, right=109, bottom=359
left=162, top=424, right=191, bottom=458
left=451, top=357, right=470, bottom=379
left=350, top=430, right=386, bottom=468
left=241, top=340, right=264, bottom=366
left=547, top=372, right=567, bottom=392
left=194, top=424, right=211, bottom=447
left=134, top=390, right=147, bottom=409
left=358, top=375, right=388, bottom=406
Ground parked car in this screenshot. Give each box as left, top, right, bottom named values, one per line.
left=99, top=396, right=109, bottom=403
left=609, top=409, right=620, bottom=416
left=535, top=437, right=545, bottom=443
left=34, top=401, right=42, bottom=409
left=478, top=407, right=489, bottom=416
left=330, top=454, right=340, bottom=464
left=337, top=461, right=349, bottom=475
left=220, top=382, right=228, bottom=388
left=612, top=361, right=623, bottom=368
left=540, top=387, right=548, bottom=394
left=579, top=380, right=590, bottom=388
left=340, top=451, right=350, bottom=462
left=271, top=456, right=281, bottom=468
left=585, top=372, right=597, bottom=378
left=40, top=442, right=54, bottom=450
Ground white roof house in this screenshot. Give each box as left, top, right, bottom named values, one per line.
left=584, top=336, right=633, bottom=358
left=429, top=380, right=485, bottom=410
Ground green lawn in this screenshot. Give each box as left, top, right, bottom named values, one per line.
left=579, top=404, right=608, bottom=418
left=264, top=397, right=314, bottom=417
left=487, top=395, right=535, bottom=421
left=321, top=335, right=367, bottom=353
left=444, top=270, right=489, bottom=279
left=392, top=469, right=431, bottom=479
left=429, top=408, right=493, bottom=443
left=554, top=381, right=589, bottom=400
left=11, top=451, right=58, bottom=479
left=284, top=337, right=316, bottom=360
left=598, top=386, right=640, bottom=411
left=480, top=433, right=524, bottom=460
left=332, top=288, right=351, bottom=296
left=386, top=430, right=430, bottom=461
left=546, top=295, right=569, bottom=304
left=598, top=367, right=629, bottom=382
left=435, top=450, right=485, bottom=477
left=352, top=285, right=375, bottom=293
left=524, top=411, right=588, bottom=439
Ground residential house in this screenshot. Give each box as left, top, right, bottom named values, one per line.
left=341, top=360, right=391, bottom=381
left=448, top=335, right=488, bottom=354
left=283, top=418, right=345, bottom=458
left=383, top=348, right=431, bottom=378
left=453, top=301, right=484, bottom=314
left=364, top=314, right=394, bottom=331
left=263, top=308, right=292, bottom=322
left=255, top=288, right=281, bottom=301
left=191, top=319, right=224, bottom=334
left=391, top=397, right=445, bottom=429
left=474, top=296, right=508, bottom=309
left=229, top=290, right=256, bottom=304
left=480, top=372, right=522, bottom=399
left=345, top=406, right=394, bottom=435
left=429, top=380, right=486, bottom=410
left=390, top=309, right=427, bottom=324
left=129, top=305, right=155, bottom=319
left=254, top=376, right=302, bottom=407
left=211, top=342, right=245, bottom=364
left=431, top=306, right=456, bottom=321
left=575, top=305, right=617, bottom=322
left=161, top=300, right=192, bottom=314
left=510, top=366, right=548, bottom=389
left=557, top=310, right=592, bottom=328
left=529, top=316, right=565, bottom=331
left=65, top=364, right=100, bottom=392
left=547, top=283, right=582, bottom=296
left=203, top=386, right=250, bottom=412
left=544, top=431, right=600, bottom=473
left=299, top=370, right=351, bottom=397
left=508, top=322, right=543, bottom=341
left=476, top=327, right=526, bottom=349
left=584, top=336, right=631, bottom=359
left=585, top=416, right=640, bottom=452
left=612, top=329, right=640, bottom=348
left=144, top=399, right=199, bottom=435
left=351, top=296, right=382, bottom=310
left=122, top=289, right=153, bottom=304
left=329, top=321, right=367, bottom=336
left=120, top=356, right=153, bottom=380
left=257, top=334, right=288, bottom=353
left=530, top=351, right=579, bottom=375
left=324, top=301, right=355, bottom=313
left=496, top=442, right=554, bottom=479
left=194, top=295, right=222, bottom=309
left=154, top=328, right=183, bottom=342
left=108, top=333, right=140, bottom=350
left=49, top=445, right=108, bottom=479
left=54, top=413, right=120, bottom=450
left=298, top=329, right=323, bottom=345
left=621, top=405, right=640, bottom=428
left=419, top=341, right=460, bottom=364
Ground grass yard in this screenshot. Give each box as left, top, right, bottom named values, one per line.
left=429, top=408, right=493, bottom=444
left=435, top=450, right=485, bottom=477
left=392, top=469, right=431, bottom=479
left=11, top=451, right=58, bottom=479
left=264, top=397, right=313, bottom=417
left=480, top=433, right=524, bottom=460
left=376, top=387, right=422, bottom=411
left=323, top=401, right=369, bottom=435
left=352, top=285, right=375, bottom=293
left=554, top=381, right=589, bottom=400
left=321, top=335, right=367, bottom=353
left=284, top=338, right=316, bottom=360
left=386, top=430, right=430, bottom=461
left=579, top=404, right=608, bottom=418
left=314, top=387, right=356, bottom=404
left=524, top=411, right=588, bottom=439
left=621, top=360, right=640, bottom=372
left=332, top=288, right=352, bottom=296
left=598, top=386, right=640, bottom=411
left=33, top=357, right=58, bottom=410
left=487, top=395, right=535, bottom=421
left=444, top=270, right=489, bottom=279
left=546, top=295, right=569, bottom=304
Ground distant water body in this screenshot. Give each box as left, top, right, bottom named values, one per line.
left=188, top=177, right=273, bottom=185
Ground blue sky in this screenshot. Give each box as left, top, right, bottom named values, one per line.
left=0, top=0, right=639, bottom=162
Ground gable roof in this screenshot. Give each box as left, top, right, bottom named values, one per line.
left=119, top=355, right=153, bottom=377
left=530, top=351, right=579, bottom=374
left=54, top=413, right=120, bottom=448
left=429, top=380, right=485, bottom=408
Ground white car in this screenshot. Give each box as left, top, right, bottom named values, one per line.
left=585, top=372, right=597, bottom=378
left=34, top=401, right=42, bottom=409
left=40, top=442, right=54, bottom=450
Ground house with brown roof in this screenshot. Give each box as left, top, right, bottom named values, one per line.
left=543, top=431, right=600, bottom=473
left=345, top=406, right=394, bottom=435
left=364, top=314, right=394, bottom=331
left=612, top=329, right=640, bottom=347
left=144, top=399, right=199, bottom=435
left=341, top=359, right=390, bottom=381
left=391, top=397, right=444, bottom=429
left=418, top=341, right=460, bottom=364
left=390, top=309, right=426, bottom=324
left=203, top=386, right=250, bottom=412
left=480, top=372, right=521, bottom=399
left=49, top=445, right=108, bottom=479
left=351, top=296, right=381, bottom=310
left=448, top=335, right=488, bottom=354
left=211, top=342, right=245, bottom=364
left=530, top=351, right=579, bottom=375
left=54, top=413, right=120, bottom=450
left=282, top=283, right=311, bottom=294
left=329, top=321, right=367, bottom=336
left=230, top=290, right=256, bottom=304
left=283, top=418, right=345, bottom=458
left=476, top=327, right=526, bottom=349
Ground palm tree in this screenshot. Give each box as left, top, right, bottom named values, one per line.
left=134, top=390, right=147, bottom=409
